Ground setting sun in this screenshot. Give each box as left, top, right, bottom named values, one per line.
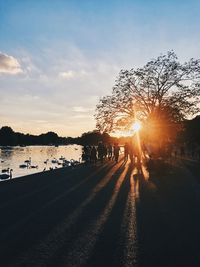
left=132, top=121, right=141, bottom=132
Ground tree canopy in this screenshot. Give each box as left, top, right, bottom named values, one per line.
left=95, top=51, right=200, bottom=143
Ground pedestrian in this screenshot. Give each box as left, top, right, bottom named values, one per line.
left=108, top=144, right=113, bottom=160
left=91, top=146, right=97, bottom=164
left=128, top=141, right=135, bottom=165
left=124, top=142, right=129, bottom=161
left=82, top=146, right=91, bottom=164
left=103, top=144, right=108, bottom=160
left=97, top=142, right=104, bottom=163
left=114, top=143, right=120, bottom=163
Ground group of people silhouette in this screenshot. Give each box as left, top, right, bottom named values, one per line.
left=82, top=142, right=121, bottom=164
left=82, top=141, right=142, bottom=166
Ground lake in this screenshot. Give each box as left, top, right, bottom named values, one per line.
left=0, top=145, right=82, bottom=180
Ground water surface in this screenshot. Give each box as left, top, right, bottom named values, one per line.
left=0, top=145, right=82, bottom=179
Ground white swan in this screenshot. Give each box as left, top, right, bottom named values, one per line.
left=0, top=169, right=13, bottom=180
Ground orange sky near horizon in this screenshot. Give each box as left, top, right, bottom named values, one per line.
left=1, top=1, right=200, bottom=137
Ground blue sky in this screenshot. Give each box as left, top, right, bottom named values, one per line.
left=0, top=0, right=200, bottom=136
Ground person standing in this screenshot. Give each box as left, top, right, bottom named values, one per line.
left=108, top=144, right=113, bottom=160
left=114, top=143, right=120, bottom=163
left=103, top=144, right=108, bottom=160
left=97, top=142, right=104, bottom=163
left=124, top=142, right=129, bottom=161
left=91, top=146, right=97, bottom=164
left=129, top=141, right=134, bottom=165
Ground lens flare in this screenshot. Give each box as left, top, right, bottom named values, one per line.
left=132, top=121, right=141, bottom=132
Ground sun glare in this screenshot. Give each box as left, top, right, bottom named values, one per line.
left=111, top=122, right=142, bottom=137
left=132, top=121, right=141, bottom=132
left=111, top=130, right=131, bottom=138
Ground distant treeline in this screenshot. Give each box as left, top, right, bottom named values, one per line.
left=0, top=116, right=199, bottom=146
left=181, top=115, right=200, bottom=145
left=0, top=127, right=120, bottom=146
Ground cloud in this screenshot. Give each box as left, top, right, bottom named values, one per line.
left=59, top=70, right=75, bottom=79
left=58, top=69, right=88, bottom=80
left=73, top=106, right=94, bottom=113
left=0, top=52, right=23, bottom=74
left=0, top=44, right=122, bottom=136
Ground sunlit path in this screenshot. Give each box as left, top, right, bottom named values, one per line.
left=60, top=163, right=129, bottom=267
left=0, top=164, right=115, bottom=243
left=12, top=160, right=126, bottom=266
left=118, top=166, right=138, bottom=267
left=0, top=157, right=200, bottom=267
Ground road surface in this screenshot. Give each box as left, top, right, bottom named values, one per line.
left=0, top=158, right=200, bottom=267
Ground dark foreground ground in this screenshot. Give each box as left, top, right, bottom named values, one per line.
left=0, top=157, right=200, bottom=267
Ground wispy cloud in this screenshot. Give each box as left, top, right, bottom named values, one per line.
left=0, top=52, right=23, bottom=74
left=59, top=70, right=75, bottom=79
left=72, top=106, right=94, bottom=113
left=0, top=44, right=122, bottom=136
left=58, top=69, right=88, bottom=80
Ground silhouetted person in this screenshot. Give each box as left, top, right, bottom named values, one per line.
left=124, top=142, right=129, bottom=161
left=103, top=144, right=108, bottom=160
left=135, top=143, right=142, bottom=167
left=91, top=146, right=97, bottom=164
left=108, top=144, right=113, bottom=160
left=97, top=142, right=104, bottom=163
left=82, top=146, right=87, bottom=162
left=129, top=142, right=134, bottom=165
left=82, top=146, right=91, bottom=163
left=146, top=155, right=154, bottom=179
left=88, top=145, right=92, bottom=162
left=114, top=143, right=120, bottom=163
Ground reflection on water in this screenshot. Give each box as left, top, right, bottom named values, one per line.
left=0, top=145, right=82, bottom=179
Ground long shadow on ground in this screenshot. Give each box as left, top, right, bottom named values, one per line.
left=136, top=161, right=200, bottom=267
left=0, top=161, right=126, bottom=266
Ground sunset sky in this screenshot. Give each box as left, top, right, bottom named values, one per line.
left=0, top=0, right=200, bottom=137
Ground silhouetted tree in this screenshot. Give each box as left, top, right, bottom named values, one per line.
left=182, top=116, right=200, bottom=144
left=95, top=51, right=200, bottom=144
left=0, top=126, right=17, bottom=145
left=0, top=127, right=70, bottom=146
left=80, top=130, right=103, bottom=145
left=39, top=132, right=59, bottom=145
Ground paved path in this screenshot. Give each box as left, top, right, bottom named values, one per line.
left=0, top=158, right=200, bottom=267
